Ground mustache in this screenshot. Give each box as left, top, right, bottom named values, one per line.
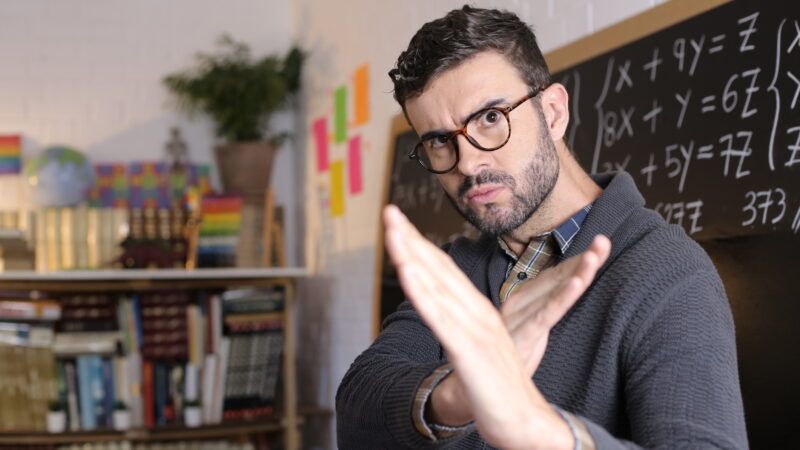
left=457, top=170, right=516, bottom=199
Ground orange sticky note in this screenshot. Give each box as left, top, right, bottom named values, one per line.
left=353, top=64, right=369, bottom=126
left=330, top=160, right=346, bottom=217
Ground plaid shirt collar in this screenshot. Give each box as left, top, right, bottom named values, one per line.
left=499, top=204, right=593, bottom=260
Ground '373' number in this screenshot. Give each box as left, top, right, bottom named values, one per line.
left=742, top=188, right=787, bottom=226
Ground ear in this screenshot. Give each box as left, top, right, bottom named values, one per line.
left=539, top=83, right=570, bottom=141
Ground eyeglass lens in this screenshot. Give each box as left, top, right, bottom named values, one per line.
left=417, top=107, right=510, bottom=172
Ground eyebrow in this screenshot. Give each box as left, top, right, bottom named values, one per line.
left=418, top=97, right=507, bottom=141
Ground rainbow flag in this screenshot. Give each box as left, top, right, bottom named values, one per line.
left=0, top=136, right=21, bottom=175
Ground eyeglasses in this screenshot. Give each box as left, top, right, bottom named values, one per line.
left=408, top=88, right=544, bottom=174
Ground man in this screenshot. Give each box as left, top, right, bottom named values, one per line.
left=337, top=6, right=747, bottom=449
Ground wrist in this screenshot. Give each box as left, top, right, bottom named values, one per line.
left=428, top=372, right=472, bottom=426
left=522, top=406, right=575, bottom=450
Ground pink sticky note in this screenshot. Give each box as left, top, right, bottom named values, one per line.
left=313, top=118, right=329, bottom=172
left=348, top=136, right=362, bottom=194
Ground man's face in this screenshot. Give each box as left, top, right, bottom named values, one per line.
left=405, top=51, right=560, bottom=236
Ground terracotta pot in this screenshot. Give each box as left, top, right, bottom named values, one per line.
left=214, top=142, right=278, bottom=197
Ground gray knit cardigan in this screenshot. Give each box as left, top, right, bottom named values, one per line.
left=336, top=172, right=748, bottom=449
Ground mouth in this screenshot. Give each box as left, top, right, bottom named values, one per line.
left=464, top=185, right=504, bottom=205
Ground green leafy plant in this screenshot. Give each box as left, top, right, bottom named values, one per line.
left=164, top=35, right=305, bottom=144
left=184, top=399, right=201, bottom=408
left=48, top=400, right=65, bottom=412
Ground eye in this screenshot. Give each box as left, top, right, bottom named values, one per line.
left=476, top=109, right=503, bottom=128
left=426, top=135, right=450, bottom=149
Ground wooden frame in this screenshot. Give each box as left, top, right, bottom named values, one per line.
left=371, top=0, right=733, bottom=337
left=546, top=0, right=731, bottom=72
left=372, top=114, right=413, bottom=338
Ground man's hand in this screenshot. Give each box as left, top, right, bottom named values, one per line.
left=502, top=236, right=611, bottom=376
left=384, top=205, right=607, bottom=449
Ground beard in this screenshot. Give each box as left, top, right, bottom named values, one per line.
left=447, top=131, right=560, bottom=237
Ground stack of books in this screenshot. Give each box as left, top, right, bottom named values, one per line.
left=197, top=196, right=242, bottom=268
left=0, top=297, right=61, bottom=431
left=32, top=206, right=128, bottom=271
left=221, top=288, right=284, bottom=420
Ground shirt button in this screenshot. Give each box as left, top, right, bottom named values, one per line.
left=517, top=272, right=528, bottom=280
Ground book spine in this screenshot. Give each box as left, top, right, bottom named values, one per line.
left=101, top=358, right=115, bottom=428
left=154, top=363, right=166, bottom=426
left=201, top=354, right=216, bottom=424
left=44, top=208, right=61, bottom=271
left=127, top=352, right=143, bottom=428
left=64, top=360, right=80, bottom=431
left=142, top=360, right=154, bottom=428
left=74, top=204, right=89, bottom=269
left=60, top=207, right=74, bottom=270
left=87, top=207, right=100, bottom=269
left=33, top=209, right=46, bottom=271
left=76, top=356, right=96, bottom=430
left=89, top=355, right=105, bottom=429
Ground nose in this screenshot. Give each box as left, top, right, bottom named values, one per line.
left=454, top=133, right=491, bottom=176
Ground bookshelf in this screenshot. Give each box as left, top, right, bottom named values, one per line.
left=0, top=267, right=311, bottom=450
left=0, top=406, right=331, bottom=445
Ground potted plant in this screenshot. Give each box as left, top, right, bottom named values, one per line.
left=163, top=35, right=304, bottom=197
left=46, top=400, right=66, bottom=433
left=112, top=400, right=131, bottom=431
left=183, top=399, right=203, bottom=428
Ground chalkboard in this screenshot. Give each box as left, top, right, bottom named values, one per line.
left=554, top=0, right=800, bottom=240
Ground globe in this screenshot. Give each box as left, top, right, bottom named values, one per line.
left=24, top=146, right=95, bottom=207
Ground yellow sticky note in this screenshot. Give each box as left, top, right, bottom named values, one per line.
left=330, top=160, right=346, bottom=217
left=353, top=64, right=370, bottom=126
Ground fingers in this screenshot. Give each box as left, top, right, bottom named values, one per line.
left=503, top=234, right=611, bottom=333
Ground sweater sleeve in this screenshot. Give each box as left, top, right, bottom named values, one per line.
left=578, top=271, right=748, bottom=449
left=335, top=300, right=480, bottom=449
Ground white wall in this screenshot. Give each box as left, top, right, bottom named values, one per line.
left=293, top=0, right=665, bottom=447
left=0, top=0, right=301, bottom=265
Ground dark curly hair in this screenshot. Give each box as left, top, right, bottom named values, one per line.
left=389, top=5, right=552, bottom=108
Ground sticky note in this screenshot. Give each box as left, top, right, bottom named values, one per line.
left=353, top=65, right=370, bottom=126
left=348, top=136, right=362, bottom=195
left=312, top=117, right=329, bottom=172
left=330, top=160, right=345, bottom=217
left=334, top=86, right=347, bottom=143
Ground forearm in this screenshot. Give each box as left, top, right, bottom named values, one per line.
left=336, top=303, right=478, bottom=448
left=337, top=355, right=445, bottom=448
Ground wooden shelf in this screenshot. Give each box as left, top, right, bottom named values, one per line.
left=0, top=267, right=308, bottom=291
left=0, top=406, right=330, bottom=444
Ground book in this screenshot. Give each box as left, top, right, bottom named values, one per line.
left=142, top=360, right=154, bottom=428
left=76, top=355, right=97, bottom=430
left=64, top=360, right=80, bottom=431
left=0, top=299, right=61, bottom=321
left=53, top=332, right=119, bottom=356
left=60, top=207, right=74, bottom=270
left=139, top=292, right=189, bottom=361
left=44, top=208, right=61, bottom=271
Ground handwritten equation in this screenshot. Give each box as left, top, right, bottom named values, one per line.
left=559, top=2, right=800, bottom=238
